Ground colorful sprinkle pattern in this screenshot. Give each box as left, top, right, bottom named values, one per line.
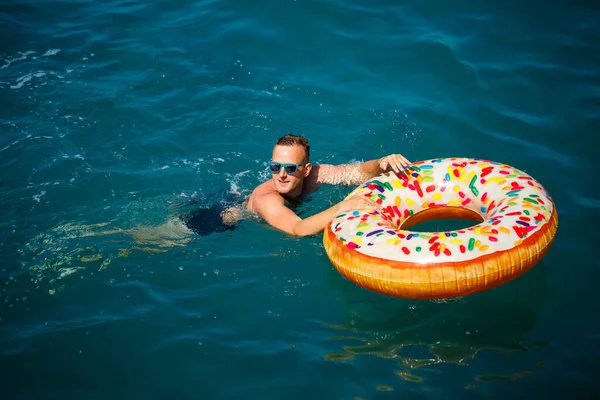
left=329, top=158, right=555, bottom=264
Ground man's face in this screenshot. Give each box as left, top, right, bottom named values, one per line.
left=270, top=145, right=309, bottom=196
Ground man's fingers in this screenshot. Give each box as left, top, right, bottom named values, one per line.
left=359, top=195, right=378, bottom=208
left=392, top=156, right=406, bottom=172
left=396, top=155, right=410, bottom=171
left=364, top=199, right=380, bottom=210
left=391, top=155, right=402, bottom=173
left=391, top=156, right=400, bottom=172
left=381, top=154, right=411, bottom=173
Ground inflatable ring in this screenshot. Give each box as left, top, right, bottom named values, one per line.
left=323, top=157, right=558, bottom=300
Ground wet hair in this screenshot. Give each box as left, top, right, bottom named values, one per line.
left=275, top=133, right=310, bottom=162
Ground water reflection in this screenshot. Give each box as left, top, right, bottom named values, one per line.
left=319, top=251, right=551, bottom=388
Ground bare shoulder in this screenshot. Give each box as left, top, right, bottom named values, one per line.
left=247, top=181, right=283, bottom=213
left=246, top=181, right=302, bottom=235
left=309, top=162, right=362, bottom=186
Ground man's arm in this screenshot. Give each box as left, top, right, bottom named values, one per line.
left=314, top=153, right=411, bottom=186
left=254, top=192, right=379, bottom=237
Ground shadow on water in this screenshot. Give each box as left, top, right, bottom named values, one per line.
left=316, top=218, right=552, bottom=388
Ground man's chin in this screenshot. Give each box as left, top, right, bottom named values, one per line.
left=275, top=182, right=293, bottom=194
left=276, top=186, right=290, bottom=194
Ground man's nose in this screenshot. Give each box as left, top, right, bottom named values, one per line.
left=278, top=168, right=287, bottom=177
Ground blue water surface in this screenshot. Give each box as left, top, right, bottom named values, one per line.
left=1, top=0, right=599, bottom=398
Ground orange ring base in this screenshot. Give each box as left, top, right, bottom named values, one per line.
left=323, top=209, right=558, bottom=300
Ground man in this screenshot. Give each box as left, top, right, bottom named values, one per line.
left=242, top=133, right=410, bottom=237
left=81, top=133, right=409, bottom=247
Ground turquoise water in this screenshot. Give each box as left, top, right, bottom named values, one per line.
left=1, top=0, right=599, bottom=398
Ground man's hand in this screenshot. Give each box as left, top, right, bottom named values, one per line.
left=338, top=193, right=381, bottom=213
left=378, top=154, right=411, bottom=173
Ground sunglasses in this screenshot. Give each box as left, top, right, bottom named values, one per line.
left=269, top=161, right=306, bottom=174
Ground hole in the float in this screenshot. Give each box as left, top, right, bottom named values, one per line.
left=399, top=206, right=484, bottom=232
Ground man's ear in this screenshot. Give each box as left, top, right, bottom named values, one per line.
left=304, top=162, right=312, bottom=177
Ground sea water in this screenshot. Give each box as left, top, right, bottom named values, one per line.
left=1, top=0, right=599, bottom=398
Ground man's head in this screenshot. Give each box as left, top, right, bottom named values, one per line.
left=269, top=134, right=312, bottom=197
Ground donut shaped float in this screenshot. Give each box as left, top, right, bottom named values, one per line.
left=323, top=157, right=558, bottom=300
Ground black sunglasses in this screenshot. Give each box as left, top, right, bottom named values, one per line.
left=269, top=161, right=306, bottom=174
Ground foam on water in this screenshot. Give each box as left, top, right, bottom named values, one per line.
left=0, top=50, right=37, bottom=69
